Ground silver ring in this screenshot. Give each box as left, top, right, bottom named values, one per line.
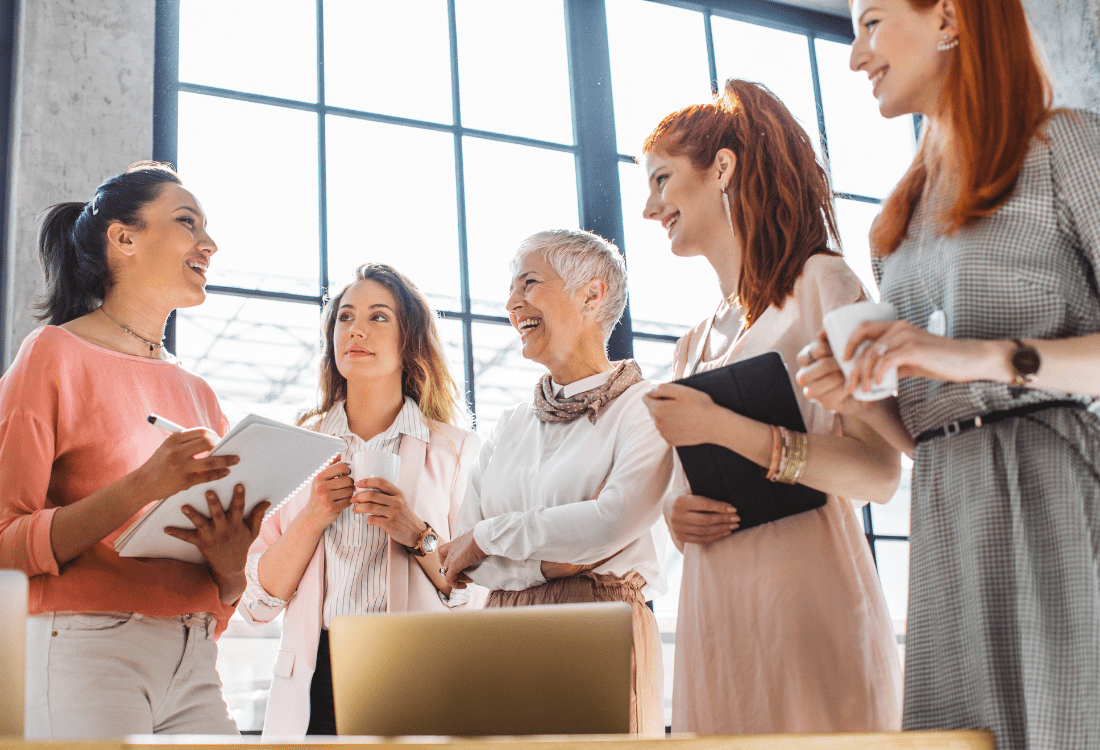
left=804, top=350, right=817, bottom=365
left=875, top=343, right=889, bottom=356
left=439, top=567, right=447, bottom=575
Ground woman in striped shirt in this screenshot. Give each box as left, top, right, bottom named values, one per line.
left=241, top=263, right=481, bottom=739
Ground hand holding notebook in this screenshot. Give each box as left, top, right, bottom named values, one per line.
left=671, top=351, right=826, bottom=531
left=114, top=414, right=343, bottom=564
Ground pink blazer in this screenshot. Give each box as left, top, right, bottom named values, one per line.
left=241, top=420, right=483, bottom=739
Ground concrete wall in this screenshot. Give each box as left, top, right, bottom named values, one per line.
left=1024, top=0, right=1100, bottom=111
left=2, top=0, right=1100, bottom=368
left=4, top=0, right=154, bottom=367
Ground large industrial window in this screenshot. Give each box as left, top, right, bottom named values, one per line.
left=155, top=0, right=916, bottom=730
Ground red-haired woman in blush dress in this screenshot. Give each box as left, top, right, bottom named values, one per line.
left=640, top=80, right=904, bottom=735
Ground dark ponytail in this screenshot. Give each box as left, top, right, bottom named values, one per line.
left=34, top=161, right=183, bottom=326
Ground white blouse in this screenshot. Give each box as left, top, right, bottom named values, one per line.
left=457, top=373, right=675, bottom=599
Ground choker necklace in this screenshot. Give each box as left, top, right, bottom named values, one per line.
left=98, top=307, right=165, bottom=356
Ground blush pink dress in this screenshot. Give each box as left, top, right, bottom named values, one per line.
left=668, top=254, right=903, bottom=735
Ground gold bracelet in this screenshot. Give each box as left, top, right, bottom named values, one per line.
left=776, top=429, right=807, bottom=485
left=788, top=430, right=809, bottom=484
left=765, top=425, right=782, bottom=481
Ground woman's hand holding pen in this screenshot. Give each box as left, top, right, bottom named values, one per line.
left=132, top=428, right=241, bottom=507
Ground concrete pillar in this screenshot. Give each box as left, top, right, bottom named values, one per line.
left=1023, top=0, right=1100, bottom=111
left=4, top=0, right=154, bottom=368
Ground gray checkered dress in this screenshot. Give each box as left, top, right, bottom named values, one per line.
left=874, top=109, right=1100, bottom=750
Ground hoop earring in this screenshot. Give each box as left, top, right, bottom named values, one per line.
left=720, top=187, right=735, bottom=240
left=937, top=34, right=959, bottom=51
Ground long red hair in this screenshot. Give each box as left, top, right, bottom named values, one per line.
left=643, top=79, right=840, bottom=327
left=872, top=0, right=1053, bottom=256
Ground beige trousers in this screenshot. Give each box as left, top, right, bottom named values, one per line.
left=25, top=611, right=238, bottom=739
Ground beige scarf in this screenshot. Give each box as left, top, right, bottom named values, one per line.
left=532, top=359, right=644, bottom=425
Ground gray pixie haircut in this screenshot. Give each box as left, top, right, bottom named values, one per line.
left=514, top=228, right=628, bottom=342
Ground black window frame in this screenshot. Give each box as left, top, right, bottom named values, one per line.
left=152, top=0, right=907, bottom=563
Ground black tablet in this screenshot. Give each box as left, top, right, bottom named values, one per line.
left=674, top=351, right=827, bottom=531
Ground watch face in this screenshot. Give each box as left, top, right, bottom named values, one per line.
left=1013, top=346, right=1041, bottom=376
left=421, top=532, right=439, bottom=555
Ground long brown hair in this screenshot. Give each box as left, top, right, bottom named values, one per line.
left=298, top=264, right=465, bottom=428
left=871, top=0, right=1053, bottom=256
left=643, top=79, right=840, bottom=327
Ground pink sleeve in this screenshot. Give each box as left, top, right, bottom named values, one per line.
left=0, top=331, right=64, bottom=577
left=0, top=411, right=60, bottom=576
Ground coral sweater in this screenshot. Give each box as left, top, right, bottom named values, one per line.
left=0, top=326, right=235, bottom=634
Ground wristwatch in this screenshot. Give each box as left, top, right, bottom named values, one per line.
left=1010, top=338, right=1041, bottom=386
left=404, top=524, right=439, bottom=557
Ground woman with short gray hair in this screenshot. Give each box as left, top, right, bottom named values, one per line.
left=439, top=228, right=674, bottom=735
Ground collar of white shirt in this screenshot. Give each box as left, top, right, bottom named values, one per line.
left=322, top=396, right=432, bottom=448
left=550, top=369, right=615, bottom=400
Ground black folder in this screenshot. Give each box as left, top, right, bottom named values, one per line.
left=674, top=351, right=827, bottom=531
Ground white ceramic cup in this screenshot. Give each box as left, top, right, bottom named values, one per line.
left=822, top=301, right=899, bottom=402
left=352, top=450, right=401, bottom=487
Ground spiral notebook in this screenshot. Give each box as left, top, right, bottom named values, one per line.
left=114, top=414, right=343, bottom=564
left=674, top=351, right=827, bottom=530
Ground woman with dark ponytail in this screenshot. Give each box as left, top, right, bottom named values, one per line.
left=0, top=161, right=268, bottom=738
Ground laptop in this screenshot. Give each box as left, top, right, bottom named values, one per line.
left=0, top=571, right=26, bottom=737
left=328, top=601, right=633, bottom=736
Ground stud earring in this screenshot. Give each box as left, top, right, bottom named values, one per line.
left=582, top=305, right=591, bottom=313
left=936, top=34, right=959, bottom=51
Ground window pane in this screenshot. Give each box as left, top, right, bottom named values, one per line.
left=874, top=539, right=910, bottom=649
left=471, top=321, right=544, bottom=438
left=836, top=197, right=882, bottom=299
left=324, top=0, right=452, bottom=124
left=178, top=94, right=320, bottom=296
left=816, top=38, right=917, bottom=199
left=325, top=116, right=460, bottom=309
left=176, top=294, right=322, bottom=426
left=455, top=0, right=572, bottom=144
left=179, top=0, right=316, bottom=102
left=606, top=0, right=711, bottom=157
left=618, top=161, right=720, bottom=335
left=217, top=617, right=281, bottom=732
left=711, top=17, right=819, bottom=152
left=462, top=138, right=579, bottom=317
left=872, top=456, right=912, bottom=537
left=436, top=316, right=471, bottom=417
left=631, top=337, right=678, bottom=385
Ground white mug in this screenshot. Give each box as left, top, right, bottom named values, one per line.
left=822, top=301, right=899, bottom=402
left=352, top=450, right=401, bottom=487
